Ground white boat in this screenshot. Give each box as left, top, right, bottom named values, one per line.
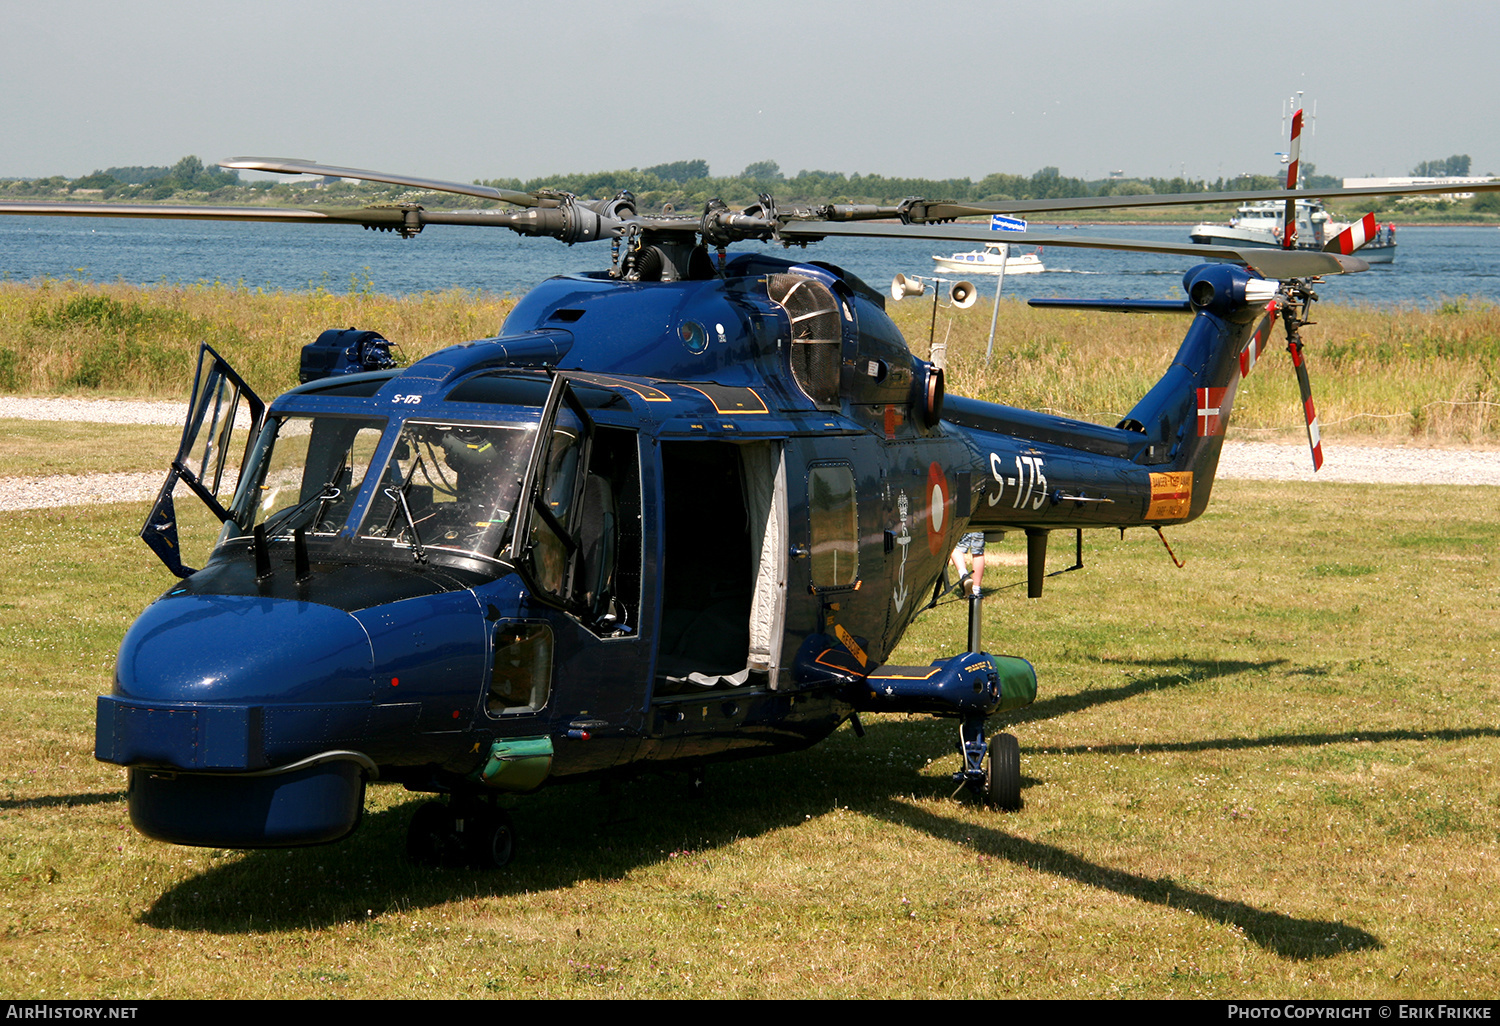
left=932, top=243, right=1045, bottom=275
left=1190, top=198, right=1396, bottom=264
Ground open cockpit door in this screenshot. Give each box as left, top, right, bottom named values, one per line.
left=506, top=373, right=596, bottom=612
left=142, top=343, right=265, bottom=577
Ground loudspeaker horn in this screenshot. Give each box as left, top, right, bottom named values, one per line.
left=949, top=280, right=977, bottom=309
left=890, top=273, right=925, bottom=301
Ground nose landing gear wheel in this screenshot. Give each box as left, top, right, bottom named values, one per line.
left=406, top=800, right=516, bottom=869
left=406, top=801, right=466, bottom=867
left=986, top=732, right=1021, bottom=811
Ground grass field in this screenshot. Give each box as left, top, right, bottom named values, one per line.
left=0, top=420, right=182, bottom=478
left=2, top=480, right=1496, bottom=999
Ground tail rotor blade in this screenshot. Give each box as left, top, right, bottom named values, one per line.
left=1325, top=212, right=1378, bottom=255
left=1282, top=108, right=1303, bottom=250
left=1286, top=338, right=1324, bottom=470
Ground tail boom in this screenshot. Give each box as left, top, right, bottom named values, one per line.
left=946, top=264, right=1278, bottom=534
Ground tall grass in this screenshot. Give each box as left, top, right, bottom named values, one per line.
left=1, top=280, right=1495, bottom=444
left=0, top=279, right=515, bottom=399
left=896, top=298, right=1500, bottom=444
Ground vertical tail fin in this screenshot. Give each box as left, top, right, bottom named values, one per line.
left=1118, top=265, right=1281, bottom=519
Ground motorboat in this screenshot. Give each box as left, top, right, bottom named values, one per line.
left=932, top=242, right=1045, bottom=274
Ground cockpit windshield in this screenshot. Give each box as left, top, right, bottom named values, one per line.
left=233, top=413, right=386, bottom=539
left=359, top=420, right=538, bottom=562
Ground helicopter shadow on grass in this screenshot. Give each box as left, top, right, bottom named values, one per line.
left=1040, top=724, right=1500, bottom=759
left=877, top=801, right=1380, bottom=960
left=140, top=707, right=1376, bottom=957
left=1001, top=655, right=1292, bottom=728
left=0, top=790, right=126, bottom=811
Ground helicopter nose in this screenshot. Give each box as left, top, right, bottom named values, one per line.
left=119, top=594, right=376, bottom=703
left=101, top=593, right=375, bottom=771
left=98, top=592, right=382, bottom=848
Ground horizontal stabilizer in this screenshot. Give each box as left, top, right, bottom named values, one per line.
left=1028, top=298, right=1192, bottom=314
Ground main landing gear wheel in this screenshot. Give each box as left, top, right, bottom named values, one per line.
left=466, top=806, right=515, bottom=870
left=986, top=732, right=1021, bottom=811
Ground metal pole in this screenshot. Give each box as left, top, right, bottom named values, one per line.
left=985, top=243, right=1009, bottom=362
left=929, top=285, right=940, bottom=362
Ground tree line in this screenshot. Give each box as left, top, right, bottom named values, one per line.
left=2, top=154, right=1493, bottom=214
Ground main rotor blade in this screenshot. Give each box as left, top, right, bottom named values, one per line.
left=914, top=178, right=1500, bottom=220
left=0, top=201, right=397, bottom=226
left=0, top=200, right=629, bottom=244
left=780, top=221, right=1368, bottom=277
left=220, top=157, right=540, bottom=207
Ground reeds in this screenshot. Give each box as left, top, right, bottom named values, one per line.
left=0, top=279, right=516, bottom=399
left=2, top=280, right=1494, bottom=444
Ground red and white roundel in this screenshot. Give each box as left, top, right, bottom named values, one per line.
left=925, top=462, right=951, bottom=556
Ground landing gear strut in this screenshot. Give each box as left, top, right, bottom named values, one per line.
left=406, top=796, right=515, bottom=869
left=953, top=586, right=1022, bottom=810
left=953, top=717, right=1022, bottom=810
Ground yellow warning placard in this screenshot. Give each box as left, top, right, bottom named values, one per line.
left=1146, top=471, right=1193, bottom=520
left=833, top=623, right=868, bottom=668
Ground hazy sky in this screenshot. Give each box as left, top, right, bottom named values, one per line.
left=4, top=0, right=1495, bottom=186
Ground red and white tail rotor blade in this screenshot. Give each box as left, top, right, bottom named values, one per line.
left=1239, top=300, right=1280, bottom=378
left=1285, top=339, right=1324, bottom=470
left=1325, top=212, right=1378, bottom=255
left=1282, top=108, right=1303, bottom=250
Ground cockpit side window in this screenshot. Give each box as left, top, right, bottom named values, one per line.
left=489, top=622, right=552, bottom=715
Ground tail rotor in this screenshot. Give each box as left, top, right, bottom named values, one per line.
left=1237, top=281, right=1324, bottom=471
left=1285, top=330, right=1325, bottom=471
left=1278, top=283, right=1324, bottom=470
left=1281, top=107, right=1304, bottom=250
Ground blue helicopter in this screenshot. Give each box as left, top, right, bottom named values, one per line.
left=8, top=160, right=1488, bottom=867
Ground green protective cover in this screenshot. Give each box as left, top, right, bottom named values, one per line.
left=990, top=655, right=1038, bottom=712
left=477, top=736, right=554, bottom=792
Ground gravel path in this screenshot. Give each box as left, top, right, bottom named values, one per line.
left=1, top=397, right=1496, bottom=512
left=1214, top=440, right=1499, bottom=485
left=0, top=395, right=189, bottom=426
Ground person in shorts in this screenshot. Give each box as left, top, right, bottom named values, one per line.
left=951, top=531, right=985, bottom=596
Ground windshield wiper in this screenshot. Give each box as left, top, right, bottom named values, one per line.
left=261, top=481, right=341, bottom=537
left=257, top=443, right=352, bottom=537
